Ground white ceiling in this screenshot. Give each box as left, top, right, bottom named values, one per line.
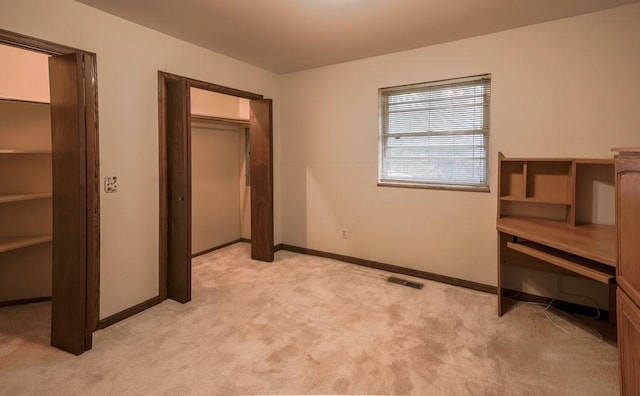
left=75, top=0, right=639, bottom=74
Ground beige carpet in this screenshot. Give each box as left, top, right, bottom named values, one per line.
left=0, top=242, right=619, bottom=395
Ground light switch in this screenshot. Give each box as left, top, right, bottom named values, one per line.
left=105, top=176, right=118, bottom=193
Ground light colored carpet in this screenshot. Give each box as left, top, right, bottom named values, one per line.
left=0, top=242, right=619, bottom=395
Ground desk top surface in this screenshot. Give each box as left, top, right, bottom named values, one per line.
left=497, top=216, right=616, bottom=267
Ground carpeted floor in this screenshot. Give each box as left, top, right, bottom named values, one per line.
left=0, top=242, right=619, bottom=395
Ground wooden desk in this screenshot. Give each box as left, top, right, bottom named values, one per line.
left=496, top=154, right=617, bottom=321
left=497, top=217, right=617, bottom=319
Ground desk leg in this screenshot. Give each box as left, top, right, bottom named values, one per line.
left=609, top=282, right=617, bottom=325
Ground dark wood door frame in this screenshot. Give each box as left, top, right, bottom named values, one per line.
left=158, top=71, right=274, bottom=302
left=162, top=75, right=191, bottom=303
left=249, top=99, right=274, bottom=262
left=0, top=29, right=100, bottom=355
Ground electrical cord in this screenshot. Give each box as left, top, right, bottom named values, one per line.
left=519, top=297, right=604, bottom=343
left=556, top=276, right=601, bottom=320
left=542, top=300, right=604, bottom=343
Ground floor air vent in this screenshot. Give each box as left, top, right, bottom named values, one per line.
left=387, top=276, right=424, bottom=290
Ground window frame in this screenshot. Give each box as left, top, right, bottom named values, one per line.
left=378, top=74, right=491, bottom=192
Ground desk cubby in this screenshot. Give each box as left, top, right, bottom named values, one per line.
left=498, top=154, right=614, bottom=226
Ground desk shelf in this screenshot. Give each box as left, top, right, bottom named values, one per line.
left=497, top=216, right=616, bottom=266
left=506, top=241, right=614, bottom=284
left=498, top=154, right=615, bottom=226
left=499, top=195, right=571, bottom=205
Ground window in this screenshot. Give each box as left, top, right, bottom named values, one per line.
left=378, top=74, right=491, bottom=191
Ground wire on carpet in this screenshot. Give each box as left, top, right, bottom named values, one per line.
left=517, top=277, right=605, bottom=343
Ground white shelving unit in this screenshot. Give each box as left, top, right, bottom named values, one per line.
left=0, top=99, right=53, bottom=302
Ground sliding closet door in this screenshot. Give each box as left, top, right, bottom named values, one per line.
left=49, top=52, right=89, bottom=355
left=249, top=99, right=274, bottom=262
left=165, top=78, right=191, bottom=303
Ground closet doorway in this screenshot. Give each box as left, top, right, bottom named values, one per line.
left=190, top=88, right=251, bottom=256
left=158, top=72, right=273, bottom=303
left=0, top=30, right=100, bottom=355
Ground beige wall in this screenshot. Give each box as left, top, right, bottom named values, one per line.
left=0, top=44, right=50, bottom=102
left=280, top=4, right=640, bottom=306
left=0, top=0, right=281, bottom=319
left=191, top=88, right=250, bottom=120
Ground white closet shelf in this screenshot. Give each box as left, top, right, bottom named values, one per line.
left=0, top=193, right=52, bottom=204
left=0, top=97, right=49, bottom=105
left=0, top=235, right=53, bottom=253
left=0, top=149, right=51, bottom=154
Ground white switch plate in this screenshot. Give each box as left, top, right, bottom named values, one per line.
left=105, top=176, right=118, bottom=193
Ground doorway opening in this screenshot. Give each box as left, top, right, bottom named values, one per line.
left=0, top=29, right=100, bottom=355
left=158, top=72, right=274, bottom=304
left=190, top=88, right=251, bottom=256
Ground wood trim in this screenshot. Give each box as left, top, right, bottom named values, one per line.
left=49, top=52, right=88, bottom=355
left=97, top=296, right=163, bottom=329
left=158, top=71, right=263, bottom=100
left=187, top=75, right=263, bottom=100
left=84, top=52, right=101, bottom=345
left=0, top=28, right=95, bottom=56
left=158, top=72, right=168, bottom=301
left=0, top=296, right=52, bottom=307
left=165, top=77, right=191, bottom=304
left=249, top=99, right=274, bottom=262
left=192, top=239, right=242, bottom=258
left=278, top=244, right=496, bottom=294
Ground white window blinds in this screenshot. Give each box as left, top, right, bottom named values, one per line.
left=379, top=74, right=491, bottom=191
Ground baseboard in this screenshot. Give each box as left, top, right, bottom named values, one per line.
left=278, top=244, right=609, bottom=321
left=278, top=244, right=496, bottom=294
left=0, top=296, right=51, bottom=307
left=192, top=239, right=243, bottom=258
left=97, top=296, right=163, bottom=329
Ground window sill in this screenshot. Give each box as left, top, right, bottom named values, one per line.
left=377, top=181, right=490, bottom=193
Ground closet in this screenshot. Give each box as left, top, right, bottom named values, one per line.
left=190, top=88, right=251, bottom=255
left=0, top=44, right=52, bottom=305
